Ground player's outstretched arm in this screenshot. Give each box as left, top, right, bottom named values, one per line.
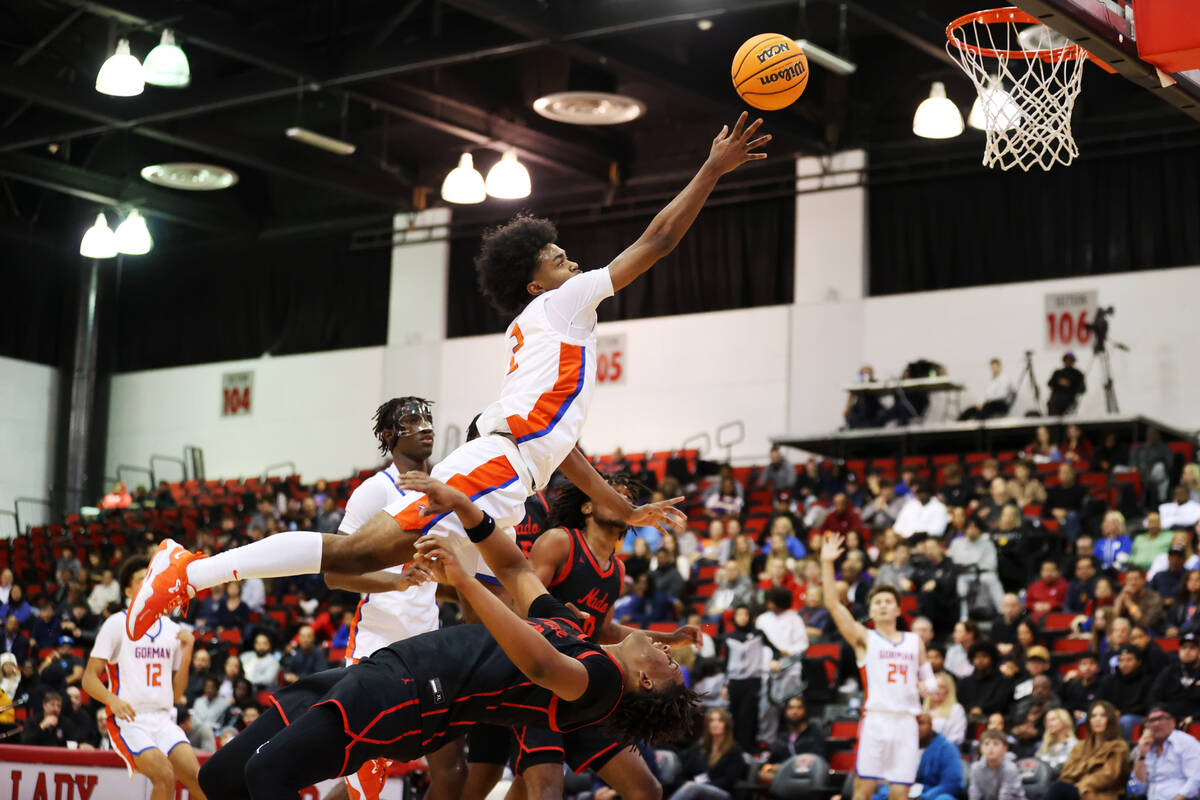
left=325, top=564, right=433, bottom=595
left=558, top=447, right=686, bottom=533
left=606, top=111, right=770, bottom=292
left=416, top=536, right=590, bottom=701
left=820, top=533, right=867, bottom=652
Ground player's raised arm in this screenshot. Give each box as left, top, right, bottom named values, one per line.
left=606, top=112, right=770, bottom=292
left=820, top=533, right=867, bottom=653
left=557, top=447, right=685, bottom=533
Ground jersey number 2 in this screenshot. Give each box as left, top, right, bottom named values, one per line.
left=146, top=663, right=163, bottom=687
left=507, top=325, right=524, bottom=375
left=886, top=663, right=908, bottom=683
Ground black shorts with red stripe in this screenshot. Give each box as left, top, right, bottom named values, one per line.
left=466, top=724, right=514, bottom=766
left=514, top=724, right=626, bottom=775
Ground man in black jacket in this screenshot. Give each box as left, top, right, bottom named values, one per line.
left=1098, top=644, right=1152, bottom=738
left=21, top=690, right=69, bottom=747
left=767, top=695, right=827, bottom=762
left=1149, top=632, right=1200, bottom=725
left=1047, top=352, right=1085, bottom=416
left=957, top=641, right=1013, bottom=719
left=915, top=538, right=959, bottom=639
left=1061, top=651, right=1103, bottom=722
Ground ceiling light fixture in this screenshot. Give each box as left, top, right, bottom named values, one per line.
left=913, top=81, right=964, bottom=139
left=142, top=29, right=190, bottom=87
left=485, top=150, right=532, bottom=200
left=696, top=19, right=714, bottom=31
left=794, top=38, right=857, bottom=75
left=532, top=92, right=646, bottom=125
left=285, top=127, right=356, bottom=155
left=441, top=153, right=486, bottom=204
left=968, top=76, right=1022, bottom=131
left=141, top=162, right=239, bottom=191
left=95, top=38, right=144, bottom=97
left=114, top=209, right=152, bottom=255
left=79, top=213, right=118, bottom=259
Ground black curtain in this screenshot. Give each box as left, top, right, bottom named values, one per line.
left=447, top=195, right=795, bottom=337
left=869, top=142, right=1200, bottom=295
left=112, top=233, right=390, bottom=371
left=0, top=240, right=78, bottom=366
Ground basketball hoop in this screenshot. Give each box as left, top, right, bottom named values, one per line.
left=946, top=8, right=1109, bottom=172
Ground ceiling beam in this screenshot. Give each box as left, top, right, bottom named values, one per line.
left=0, top=151, right=251, bottom=231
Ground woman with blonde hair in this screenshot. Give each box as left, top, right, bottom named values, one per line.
left=669, top=708, right=746, bottom=800
left=924, top=672, right=967, bottom=746
left=1044, top=700, right=1129, bottom=800
left=1036, top=707, right=1079, bottom=775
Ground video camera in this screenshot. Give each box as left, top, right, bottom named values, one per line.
left=1083, top=305, right=1115, bottom=352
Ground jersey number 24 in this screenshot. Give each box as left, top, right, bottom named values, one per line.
left=886, top=663, right=908, bottom=683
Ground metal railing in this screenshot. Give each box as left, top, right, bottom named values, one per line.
left=14, top=497, right=53, bottom=532
left=263, top=462, right=297, bottom=481
left=184, top=445, right=205, bottom=481
left=0, top=510, right=17, bottom=540
left=150, top=454, right=187, bottom=485
left=716, top=420, right=746, bottom=464
left=116, top=464, right=154, bottom=490
left=681, top=432, right=712, bottom=457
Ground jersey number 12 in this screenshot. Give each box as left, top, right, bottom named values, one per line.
left=146, top=663, right=163, bottom=687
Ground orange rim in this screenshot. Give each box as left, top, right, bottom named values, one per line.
left=947, top=7, right=1087, bottom=62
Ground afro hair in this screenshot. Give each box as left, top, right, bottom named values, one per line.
left=603, top=681, right=700, bottom=747
left=474, top=212, right=558, bottom=316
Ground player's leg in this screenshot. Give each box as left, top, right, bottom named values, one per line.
left=462, top=763, right=507, bottom=800
left=425, top=737, right=468, bottom=800
left=519, top=764, right=565, bottom=800
left=198, top=704, right=290, bottom=800
left=594, top=747, right=662, bottom=800
left=462, top=725, right=514, bottom=800
left=131, top=748, right=180, bottom=800
left=850, top=776, right=880, bottom=800
left=243, top=704, right=360, bottom=800
left=886, top=784, right=910, bottom=800
left=166, top=742, right=208, bottom=800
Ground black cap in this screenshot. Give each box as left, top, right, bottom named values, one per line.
left=1117, top=644, right=1141, bottom=658
left=1181, top=632, right=1199, bottom=645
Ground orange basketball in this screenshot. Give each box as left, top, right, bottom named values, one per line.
left=732, top=33, right=809, bottom=111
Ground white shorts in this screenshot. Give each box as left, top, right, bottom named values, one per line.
left=855, top=712, right=919, bottom=785
left=107, top=709, right=189, bottom=776
left=383, top=434, right=532, bottom=581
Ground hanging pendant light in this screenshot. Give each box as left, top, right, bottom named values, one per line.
left=913, top=81, right=964, bottom=139
left=485, top=150, right=532, bottom=199
left=115, top=209, right=152, bottom=255
left=968, top=76, right=1021, bottom=131
left=142, top=29, right=190, bottom=88
left=80, top=213, right=119, bottom=258
left=95, top=38, right=144, bottom=97
left=440, top=153, right=486, bottom=204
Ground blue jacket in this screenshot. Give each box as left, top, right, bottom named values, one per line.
left=873, top=733, right=963, bottom=800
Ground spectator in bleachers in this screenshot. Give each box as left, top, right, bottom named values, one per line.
left=53, top=547, right=82, bottom=578
left=31, top=600, right=62, bottom=651
left=1097, top=614, right=1129, bottom=673
left=85, top=569, right=119, bottom=616
left=1010, top=669, right=1061, bottom=753
left=653, top=533, right=689, bottom=600
left=238, top=632, right=280, bottom=691
left=798, top=586, right=832, bottom=641
left=1065, top=557, right=1099, bottom=615
left=153, top=480, right=176, bottom=508
left=1169, top=570, right=1200, bottom=635
left=1037, top=708, right=1080, bottom=775
left=1149, top=532, right=1196, bottom=581
left=1061, top=652, right=1102, bottom=722
left=839, top=550, right=872, bottom=613
left=980, top=478, right=1018, bottom=531
left=756, top=587, right=808, bottom=660
left=941, top=463, right=974, bottom=509
left=215, top=581, right=252, bottom=632
left=1064, top=535, right=1101, bottom=579
left=844, top=472, right=867, bottom=508
left=863, top=478, right=905, bottom=534
left=1114, top=566, right=1166, bottom=632
left=616, top=572, right=678, bottom=627
left=993, top=594, right=1029, bottom=656
left=757, top=446, right=794, bottom=492
left=38, top=635, right=83, bottom=693
left=970, top=729, right=1027, bottom=800
left=188, top=675, right=229, bottom=752
left=1133, top=428, right=1173, bottom=506
left=1046, top=700, right=1129, bottom=800
left=22, top=690, right=69, bottom=747
left=1046, top=463, right=1087, bottom=541
left=895, top=482, right=950, bottom=539
left=705, top=562, right=754, bottom=621
left=218, top=654, right=242, bottom=700
left=1009, top=459, right=1048, bottom=509
left=248, top=498, right=279, bottom=533
left=1028, top=560, right=1071, bottom=623
left=0, top=570, right=14, bottom=608
left=184, top=647, right=213, bottom=704
left=885, top=713, right=963, bottom=800
left=1060, top=425, right=1093, bottom=463
left=763, top=518, right=806, bottom=560
left=1131, top=512, right=1172, bottom=571
left=1161, top=485, right=1200, bottom=531
left=959, top=358, right=1016, bottom=422
left=1094, top=433, right=1129, bottom=473
left=1129, top=625, right=1170, bottom=675
left=759, top=695, right=826, bottom=781
left=945, top=506, right=971, bottom=540
left=792, top=458, right=822, bottom=505
left=1096, top=511, right=1132, bottom=570
left=1, top=586, right=33, bottom=627
left=63, top=685, right=98, bottom=747
left=625, top=537, right=653, bottom=582
left=98, top=480, right=132, bottom=510
left=947, top=620, right=980, bottom=679
left=916, top=538, right=959, bottom=638
left=822, top=493, right=864, bottom=537
left=912, top=615, right=935, bottom=648
left=2, top=615, right=30, bottom=664
left=1184, top=464, right=1200, bottom=503
left=723, top=604, right=779, bottom=752
left=959, top=640, right=1014, bottom=718
left=281, top=625, right=327, bottom=684
left=668, top=708, right=745, bottom=800
left=844, top=365, right=883, bottom=429
left=876, top=542, right=915, bottom=592
left=314, top=496, right=344, bottom=533
left=1026, top=425, right=1063, bottom=464
left=1148, top=631, right=1200, bottom=723
left=950, top=517, right=1005, bottom=616
left=926, top=671, right=968, bottom=746
left=1098, top=644, right=1152, bottom=738
left=927, top=643, right=947, bottom=675
left=705, top=477, right=744, bottom=520
left=1127, top=704, right=1200, bottom=800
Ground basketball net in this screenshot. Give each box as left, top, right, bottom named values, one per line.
left=947, top=9, right=1090, bottom=172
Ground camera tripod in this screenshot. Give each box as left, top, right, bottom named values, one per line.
left=1013, top=350, right=1043, bottom=414
left=1085, top=341, right=1127, bottom=414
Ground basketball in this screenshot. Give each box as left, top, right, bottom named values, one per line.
left=732, top=33, right=809, bottom=111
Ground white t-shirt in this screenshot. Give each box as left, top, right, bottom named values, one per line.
left=755, top=609, right=809, bottom=660
left=893, top=497, right=950, bottom=538
left=90, top=611, right=183, bottom=714
left=1160, top=499, right=1200, bottom=530
left=476, top=267, right=613, bottom=490
left=340, top=463, right=438, bottom=661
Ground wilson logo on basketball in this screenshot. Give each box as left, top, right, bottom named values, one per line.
left=756, top=41, right=790, bottom=63
left=760, top=61, right=806, bottom=85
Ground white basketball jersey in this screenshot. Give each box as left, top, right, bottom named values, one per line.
left=91, top=612, right=182, bottom=714
left=476, top=267, right=611, bottom=490
left=341, top=464, right=438, bottom=661
left=859, top=629, right=921, bottom=715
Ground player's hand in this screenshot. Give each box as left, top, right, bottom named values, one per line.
left=396, top=561, right=434, bottom=591
left=565, top=602, right=595, bottom=625
left=670, top=625, right=703, bottom=648
left=109, top=697, right=135, bottom=722
left=414, top=536, right=470, bottom=586
left=627, top=496, right=687, bottom=534
left=707, top=111, right=771, bottom=175
left=177, top=629, right=195, bottom=649
left=398, top=472, right=471, bottom=516
left=820, top=533, right=845, bottom=563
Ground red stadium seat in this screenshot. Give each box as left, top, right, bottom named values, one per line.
left=1053, top=638, right=1089, bottom=654
left=1156, top=638, right=1180, bottom=652
left=1044, top=613, right=1076, bottom=632
left=830, top=751, right=857, bottom=772
left=694, top=583, right=716, bottom=598
left=830, top=720, right=859, bottom=739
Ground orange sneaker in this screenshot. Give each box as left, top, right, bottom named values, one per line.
left=345, top=758, right=390, bottom=800
left=126, top=539, right=205, bottom=640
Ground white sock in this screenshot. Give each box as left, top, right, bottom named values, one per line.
left=185, top=532, right=324, bottom=590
